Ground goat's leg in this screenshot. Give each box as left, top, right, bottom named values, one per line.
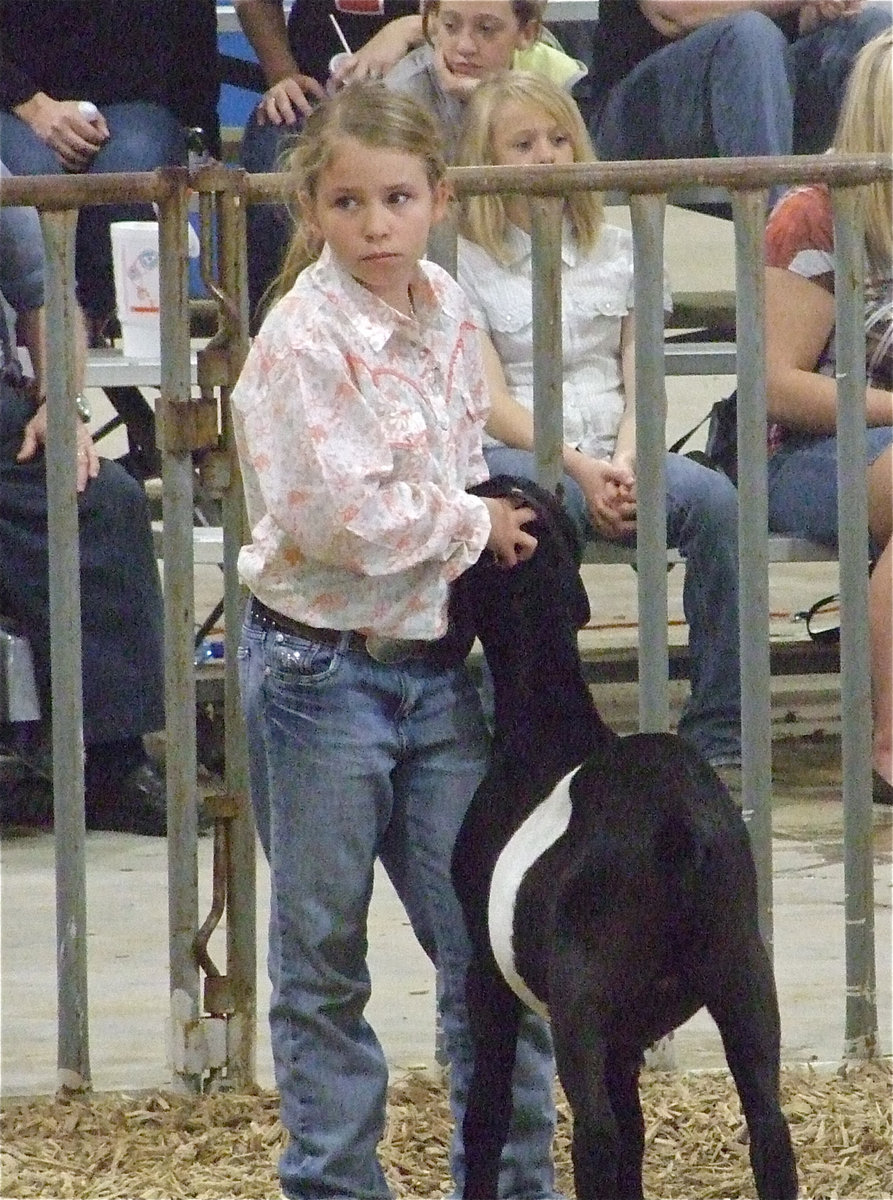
left=606, top=1053, right=646, bottom=1200
left=703, top=938, right=798, bottom=1200
left=462, top=957, right=522, bottom=1200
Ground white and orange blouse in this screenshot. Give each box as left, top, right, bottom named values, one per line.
left=231, top=245, right=492, bottom=641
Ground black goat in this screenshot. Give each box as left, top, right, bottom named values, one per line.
left=448, top=477, right=797, bottom=1200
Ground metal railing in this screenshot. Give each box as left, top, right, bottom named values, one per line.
left=1, top=147, right=888, bottom=1090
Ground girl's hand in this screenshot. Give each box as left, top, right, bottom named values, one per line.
left=573, top=454, right=637, bottom=540
left=482, top=497, right=538, bottom=568
left=13, top=94, right=109, bottom=172
left=798, top=0, right=863, bottom=34
left=329, top=15, right=425, bottom=89
left=254, top=75, right=325, bottom=126
left=16, top=403, right=100, bottom=493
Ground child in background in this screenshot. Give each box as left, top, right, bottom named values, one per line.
left=764, top=29, right=893, bottom=803
left=385, top=1, right=586, bottom=160
left=456, top=71, right=743, bottom=779
left=230, top=82, right=561, bottom=1200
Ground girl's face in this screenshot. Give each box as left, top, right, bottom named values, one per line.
left=488, top=98, right=575, bottom=228
left=432, top=3, right=537, bottom=84
left=303, top=137, right=448, bottom=314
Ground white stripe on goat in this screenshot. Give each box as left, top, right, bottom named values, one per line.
left=488, top=764, right=582, bottom=1021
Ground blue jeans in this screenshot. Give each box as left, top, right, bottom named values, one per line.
left=485, top=446, right=742, bottom=765
left=240, top=115, right=299, bottom=330
left=0, top=103, right=186, bottom=318
left=238, top=615, right=559, bottom=1200
left=768, top=427, right=893, bottom=560
left=594, top=7, right=892, bottom=194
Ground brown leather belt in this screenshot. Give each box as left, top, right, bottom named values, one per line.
left=249, top=596, right=431, bottom=664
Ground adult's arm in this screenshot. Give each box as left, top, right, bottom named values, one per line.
left=234, top=0, right=325, bottom=121
left=764, top=266, right=893, bottom=429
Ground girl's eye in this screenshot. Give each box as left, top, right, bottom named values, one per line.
left=552, top=134, right=570, bottom=147
left=388, top=191, right=412, bottom=206
left=514, top=141, right=532, bottom=153
left=332, top=195, right=356, bottom=210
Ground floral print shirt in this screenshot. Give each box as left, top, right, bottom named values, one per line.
left=457, top=221, right=671, bottom=460
left=231, top=245, right=491, bottom=640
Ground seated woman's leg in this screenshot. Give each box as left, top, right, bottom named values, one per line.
left=594, top=11, right=792, bottom=161
left=77, top=102, right=187, bottom=319
left=240, top=115, right=300, bottom=331
left=769, top=428, right=893, bottom=793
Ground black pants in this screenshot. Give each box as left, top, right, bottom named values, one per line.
left=0, top=385, right=164, bottom=745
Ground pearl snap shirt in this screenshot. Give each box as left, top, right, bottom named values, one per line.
left=231, top=245, right=491, bottom=640
left=457, top=222, right=671, bottom=460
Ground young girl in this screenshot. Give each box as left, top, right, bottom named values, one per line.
left=385, top=2, right=586, bottom=160
left=230, top=83, right=561, bottom=1200
left=456, top=71, right=743, bottom=777
left=764, top=29, right=893, bottom=803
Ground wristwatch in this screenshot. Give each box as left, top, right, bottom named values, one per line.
left=75, top=393, right=91, bottom=423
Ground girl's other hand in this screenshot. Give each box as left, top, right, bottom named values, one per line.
left=572, top=454, right=637, bottom=540
left=482, top=497, right=538, bottom=567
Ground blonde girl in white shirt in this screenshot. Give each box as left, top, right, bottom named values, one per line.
left=456, top=71, right=743, bottom=774
left=231, top=81, right=561, bottom=1200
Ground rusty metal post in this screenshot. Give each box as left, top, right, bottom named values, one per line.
left=157, top=168, right=204, bottom=1092
left=832, top=189, right=879, bottom=1059
left=40, top=207, right=91, bottom=1092
left=628, top=193, right=670, bottom=735
left=216, top=174, right=257, bottom=1087
left=731, top=189, right=774, bottom=950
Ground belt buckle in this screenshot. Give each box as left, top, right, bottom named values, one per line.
left=365, top=635, right=418, bottom=664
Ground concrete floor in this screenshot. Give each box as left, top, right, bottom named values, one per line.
left=2, top=205, right=891, bottom=1100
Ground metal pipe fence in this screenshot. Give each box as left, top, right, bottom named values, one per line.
left=1, top=148, right=888, bottom=1089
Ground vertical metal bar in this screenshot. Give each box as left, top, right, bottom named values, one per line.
left=217, top=179, right=257, bottom=1087
left=158, top=169, right=203, bottom=1091
left=628, top=194, right=669, bottom=733
left=530, top=197, right=565, bottom=493
left=831, top=188, right=878, bottom=1059
left=40, top=208, right=91, bottom=1090
left=731, top=189, right=774, bottom=949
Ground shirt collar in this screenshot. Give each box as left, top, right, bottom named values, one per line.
left=310, top=244, right=462, bottom=350
left=504, top=219, right=579, bottom=269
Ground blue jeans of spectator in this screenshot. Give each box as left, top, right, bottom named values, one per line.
left=485, top=446, right=742, bottom=766
left=240, top=115, right=299, bottom=330
left=767, top=427, right=893, bottom=560
left=238, top=616, right=559, bottom=1200
left=0, top=103, right=186, bottom=319
left=594, top=7, right=892, bottom=200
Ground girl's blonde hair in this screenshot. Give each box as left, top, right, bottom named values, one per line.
left=455, top=71, right=603, bottom=262
left=421, top=1, right=547, bottom=44
left=833, top=28, right=892, bottom=276
left=268, top=82, right=447, bottom=305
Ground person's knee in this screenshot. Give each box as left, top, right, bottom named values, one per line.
left=96, top=104, right=186, bottom=171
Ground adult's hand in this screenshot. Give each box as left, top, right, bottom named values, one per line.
left=254, top=74, right=326, bottom=125
left=798, top=0, right=864, bottom=34
left=16, top=403, right=100, bottom=493
left=13, top=94, right=109, bottom=172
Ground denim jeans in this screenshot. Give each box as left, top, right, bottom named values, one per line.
left=594, top=7, right=892, bottom=199
left=240, top=115, right=299, bottom=330
left=238, top=615, right=559, bottom=1200
left=768, top=427, right=893, bottom=560
left=0, top=102, right=186, bottom=318
left=485, top=446, right=742, bottom=765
